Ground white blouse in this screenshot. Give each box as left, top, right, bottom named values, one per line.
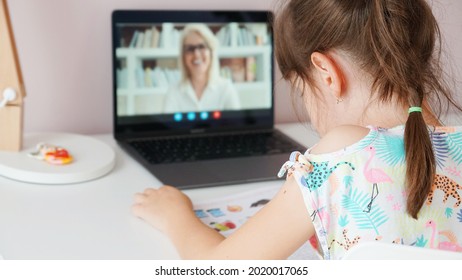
left=163, top=78, right=241, bottom=113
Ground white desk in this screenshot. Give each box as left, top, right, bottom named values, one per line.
left=0, top=123, right=319, bottom=260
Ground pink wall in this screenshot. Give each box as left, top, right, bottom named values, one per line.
left=7, top=0, right=462, bottom=134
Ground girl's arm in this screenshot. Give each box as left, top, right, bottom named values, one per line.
left=132, top=176, right=315, bottom=259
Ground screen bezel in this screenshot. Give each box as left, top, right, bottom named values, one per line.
left=112, top=10, right=274, bottom=138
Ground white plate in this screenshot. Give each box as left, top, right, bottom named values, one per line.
left=0, top=133, right=115, bottom=184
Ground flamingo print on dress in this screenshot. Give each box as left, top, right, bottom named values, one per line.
left=363, top=146, right=393, bottom=213
left=425, top=220, right=462, bottom=252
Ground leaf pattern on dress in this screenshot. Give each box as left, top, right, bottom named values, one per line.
left=338, top=215, right=350, bottom=227
left=457, top=209, right=462, bottom=223
left=341, top=188, right=389, bottom=235
left=447, top=132, right=462, bottom=165
left=374, top=135, right=405, bottom=166
left=431, top=132, right=449, bottom=169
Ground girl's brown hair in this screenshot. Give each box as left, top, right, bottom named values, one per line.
left=274, top=0, right=461, bottom=218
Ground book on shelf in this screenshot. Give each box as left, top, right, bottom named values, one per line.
left=245, top=57, right=256, bottom=82
left=241, top=27, right=259, bottom=46
left=151, top=26, right=160, bottom=48
left=135, top=67, right=145, bottom=87
left=160, top=23, right=174, bottom=48
left=135, top=32, right=145, bottom=48
left=129, top=31, right=139, bottom=48
left=144, top=67, right=153, bottom=87
left=143, top=29, right=153, bottom=49
left=123, top=23, right=268, bottom=49
left=229, top=22, right=239, bottom=47
left=126, top=26, right=163, bottom=49
left=172, top=29, right=181, bottom=49
left=245, top=24, right=268, bottom=45
left=216, top=23, right=264, bottom=47
left=216, top=26, right=226, bottom=47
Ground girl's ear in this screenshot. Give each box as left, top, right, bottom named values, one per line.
left=310, top=52, right=344, bottom=100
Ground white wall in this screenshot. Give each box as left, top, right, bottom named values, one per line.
left=431, top=0, right=462, bottom=124
left=7, top=0, right=462, bottom=134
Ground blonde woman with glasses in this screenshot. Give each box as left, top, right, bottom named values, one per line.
left=163, top=24, right=240, bottom=113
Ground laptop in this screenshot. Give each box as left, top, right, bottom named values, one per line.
left=112, top=10, right=306, bottom=189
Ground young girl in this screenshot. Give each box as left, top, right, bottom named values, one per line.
left=132, top=0, right=462, bottom=259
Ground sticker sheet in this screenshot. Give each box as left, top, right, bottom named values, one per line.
left=193, top=186, right=280, bottom=237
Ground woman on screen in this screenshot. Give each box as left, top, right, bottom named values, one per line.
left=163, top=24, right=241, bottom=113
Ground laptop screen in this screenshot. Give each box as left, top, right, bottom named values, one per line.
left=112, top=10, right=274, bottom=136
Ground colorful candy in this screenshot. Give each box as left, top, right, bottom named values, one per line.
left=28, top=143, right=73, bottom=165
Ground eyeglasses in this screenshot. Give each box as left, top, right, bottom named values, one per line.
left=183, top=43, right=209, bottom=54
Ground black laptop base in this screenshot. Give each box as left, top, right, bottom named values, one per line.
left=119, top=129, right=306, bottom=189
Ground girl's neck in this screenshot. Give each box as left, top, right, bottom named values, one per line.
left=332, top=51, right=442, bottom=129
left=347, top=88, right=442, bottom=129
left=358, top=102, right=441, bottom=129
left=360, top=105, right=408, bottom=128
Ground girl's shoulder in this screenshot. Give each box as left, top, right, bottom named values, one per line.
left=307, top=124, right=462, bottom=161
left=309, top=125, right=372, bottom=155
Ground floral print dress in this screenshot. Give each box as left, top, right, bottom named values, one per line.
left=280, top=125, right=462, bottom=259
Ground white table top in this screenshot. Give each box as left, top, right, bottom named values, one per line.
left=0, top=123, right=319, bottom=260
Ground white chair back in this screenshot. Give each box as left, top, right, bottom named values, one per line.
left=343, top=242, right=462, bottom=260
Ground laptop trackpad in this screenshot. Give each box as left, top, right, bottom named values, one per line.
left=152, top=154, right=287, bottom=189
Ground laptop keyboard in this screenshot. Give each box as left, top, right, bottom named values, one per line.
left=128, top=131, right=304, bottom=164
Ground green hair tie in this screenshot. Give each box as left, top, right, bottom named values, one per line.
left=408, top=107, right=422, bottom=114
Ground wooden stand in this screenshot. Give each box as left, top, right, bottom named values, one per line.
left=0, top=0, right=26, bottom=151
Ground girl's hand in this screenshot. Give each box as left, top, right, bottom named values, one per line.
left=132, top=185, right=194, bottom=233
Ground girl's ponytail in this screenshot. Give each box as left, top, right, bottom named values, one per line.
left=367, top=0, right=438, bottom=218
left=404, top=108, right=435, bottom=219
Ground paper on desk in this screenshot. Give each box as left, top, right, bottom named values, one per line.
left=193, top=186, right=280, bottom=237
left=193, top=185, right=320, bottom=259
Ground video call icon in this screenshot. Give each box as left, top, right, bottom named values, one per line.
left=200, top=112, right=209, bottom=120
left=213, top=111, right=221, bottom=120
left=174, top=111, right=219, bottom=122
left=173, top=113, right=183, bottom=122
left=187, top=112, right=196, bottom=121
